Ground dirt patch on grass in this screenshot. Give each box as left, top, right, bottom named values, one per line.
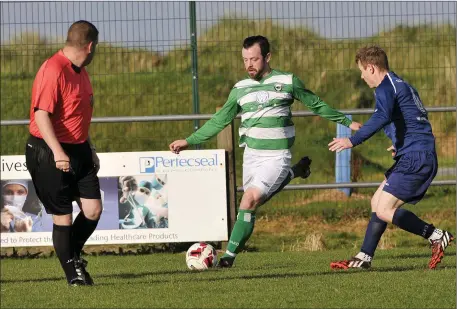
left=256, top=215, right=368, bottom=234
left=288, top=189, right=372, bottom=207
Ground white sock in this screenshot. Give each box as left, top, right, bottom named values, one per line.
left=224, top=250, right=236, bottom=258
left=428, top=228, right=443, bottom=242
left=355, top=252, right=372, bottom=262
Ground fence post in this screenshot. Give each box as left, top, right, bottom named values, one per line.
left=189, top=1, right=200, bottom=149
left=336, top=115, right=352, bottom=196
left=216, top=106, right=237, bottom=238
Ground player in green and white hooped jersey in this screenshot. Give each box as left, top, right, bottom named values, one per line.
left=170, top=36, right=362, bottom=268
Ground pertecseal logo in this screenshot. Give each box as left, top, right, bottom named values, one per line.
left=140, top=154, right=220, bottom=173
left=139, top=157, right=156, bottom=173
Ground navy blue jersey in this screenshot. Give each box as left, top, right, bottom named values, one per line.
left=349, top=72, right=435, bottom=157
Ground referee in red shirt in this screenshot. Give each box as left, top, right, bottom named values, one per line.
left=25, top=20, right=101, bottom=286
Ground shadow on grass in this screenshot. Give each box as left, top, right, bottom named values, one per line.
left=3, top=255, right=455, bottom=285
left=377, top=251, right=456, bottom=259
left=91, top=264, right=456, bottom=287
left=0, top=269, right=191, bottom=284
left=6, top=264, right=455, bottom=286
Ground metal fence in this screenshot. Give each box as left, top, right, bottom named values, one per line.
left=1, top=1, right=456, bottom=211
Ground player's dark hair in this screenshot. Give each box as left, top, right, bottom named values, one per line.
left=66, top=20, right=99, bottom=48
left=243, top=36, right=270, bottom=58
left=355, top=45, right=389, bottom=71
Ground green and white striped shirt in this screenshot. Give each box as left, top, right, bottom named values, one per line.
left=186, top=69, right=352, bottom=151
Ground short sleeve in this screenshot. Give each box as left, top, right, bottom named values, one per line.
left=32, top=63, right=61, bottom=114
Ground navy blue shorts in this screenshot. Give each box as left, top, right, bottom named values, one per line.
left=383, top=151, right=438, bottom=205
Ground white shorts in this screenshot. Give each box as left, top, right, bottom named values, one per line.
left=242, top=147, right=292, bottom=198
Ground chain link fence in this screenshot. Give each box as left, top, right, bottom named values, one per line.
left=1, top=1, right=456, bottom=212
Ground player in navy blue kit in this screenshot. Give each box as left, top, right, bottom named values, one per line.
left=328, top=45, right=454, bottom=270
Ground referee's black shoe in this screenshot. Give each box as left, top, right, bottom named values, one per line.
left=74, top=257, right=94, bottom=285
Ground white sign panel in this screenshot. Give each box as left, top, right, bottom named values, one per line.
left=0, top=150, right=228, bottom=247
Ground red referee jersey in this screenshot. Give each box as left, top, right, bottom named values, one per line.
left=29, top=50, right=94, bottom=144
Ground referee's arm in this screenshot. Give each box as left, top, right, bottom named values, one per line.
left=32, top=66, right=70, bottom=169
left=34, top=109, right=68, bottom=162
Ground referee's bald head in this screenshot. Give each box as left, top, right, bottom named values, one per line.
left=66, top=20, right=99, bottom=48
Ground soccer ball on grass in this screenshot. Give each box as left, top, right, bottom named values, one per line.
left=185, top=242, right=218, bottom=270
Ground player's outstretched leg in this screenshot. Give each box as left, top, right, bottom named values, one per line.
left=391, top=208, right=455, bottom=269
left=219, top=156, right=312, bottom=268
left=375, top=190, right=454, bottom=269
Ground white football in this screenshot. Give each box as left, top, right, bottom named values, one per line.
left=186, top=242, right=218, bottom=270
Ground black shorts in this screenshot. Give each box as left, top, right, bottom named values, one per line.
left=25, top=135, right=101, bottom=215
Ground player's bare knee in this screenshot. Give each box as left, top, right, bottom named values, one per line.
left=81, top=199, right=103, bottom=220
left=86, top=205, right=102, bottom=220
left=92, top=205, right=103, bottom=220
left=239, top=196, right=257, bottom=211
left=239, top=188, right=263, bottom=211
left=376, top=206, right=396, bottom=223
left=375, top=191, right=404, bottom=223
